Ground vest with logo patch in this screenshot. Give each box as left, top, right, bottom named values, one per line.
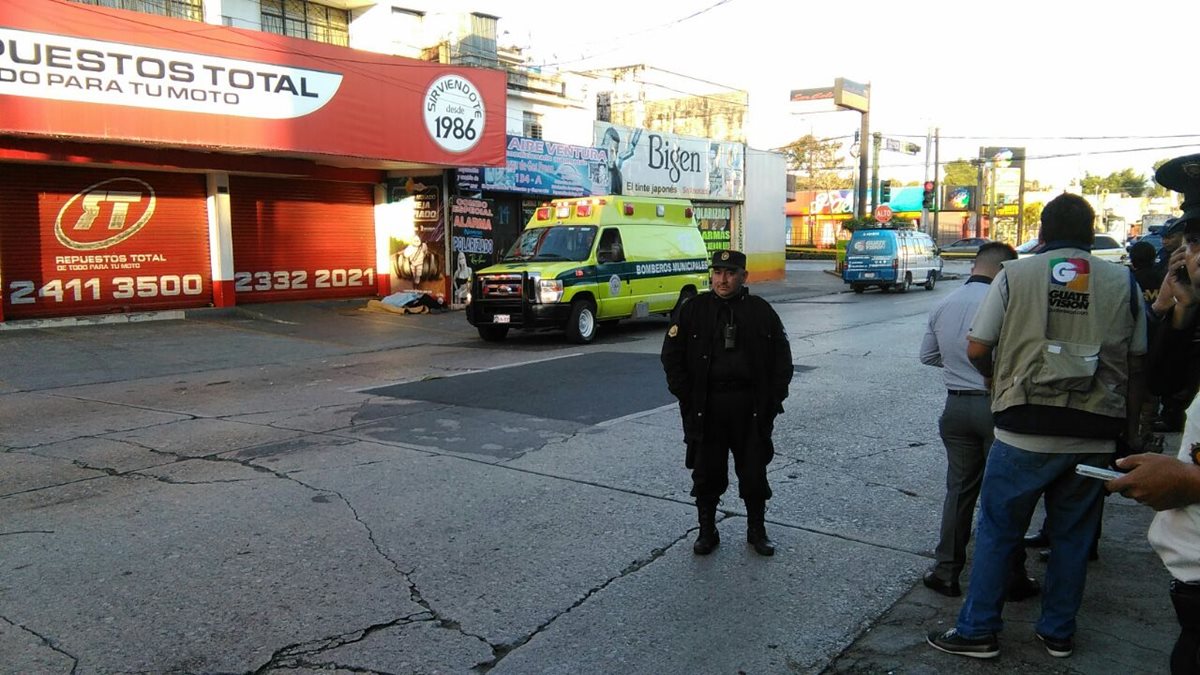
left=991, top=248, right=1136, bottom=431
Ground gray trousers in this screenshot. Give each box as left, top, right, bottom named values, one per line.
left=932, top=393, right=994, bottom=582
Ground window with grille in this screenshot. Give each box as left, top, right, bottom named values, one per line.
left=69, top=0, right=203, bottom=21
left=523, top=111, right=543, bottom=140
left=261, top=0, right=349, bottom=47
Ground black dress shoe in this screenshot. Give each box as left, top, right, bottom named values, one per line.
left=923, top=570, right=961, bottom=597
left=1007, top=574, right=1041, bottom=602
left=1023, top=532, right=1049, bottom=548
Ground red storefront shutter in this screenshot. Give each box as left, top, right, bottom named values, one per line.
left=0, top=165, right=212, bottom=319
left=230, top=177, right=376, bottom=302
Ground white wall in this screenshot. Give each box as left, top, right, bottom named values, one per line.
left=214, top=0, right=259, bottom=30
left=742, top=148, right=786, bottom=279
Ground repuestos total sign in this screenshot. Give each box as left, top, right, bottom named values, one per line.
left=0, top=28, right=342, bottom=119
left=0, top=1, right=506, bottom=167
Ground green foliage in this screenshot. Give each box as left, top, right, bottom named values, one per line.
left=783, top=134, right=851, bottom=190
left=942, top=159, right=977, bottom=186
left=1023, top=201, right=1044, bottom=228
left=1080, top=168, right=1150, bottom=197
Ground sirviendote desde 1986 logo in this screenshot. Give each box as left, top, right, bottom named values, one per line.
left=55, top=178, right=156, bottom=251
left=0, top=28, right=343, bottom=119
left=1048, top=257, right=1090, bottom=311
left=424, top=74, right=485, bottom=154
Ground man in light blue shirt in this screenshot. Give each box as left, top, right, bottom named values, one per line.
left=919, top=242, right=1036, bottom=600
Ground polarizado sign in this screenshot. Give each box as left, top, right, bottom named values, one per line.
left=0, top=0, right=506, bottom=167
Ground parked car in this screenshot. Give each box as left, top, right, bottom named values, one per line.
left=1015, top=238, right=1042, bottom=258
left=1015, top=234, right=1128, bottom=264
left=938, top=237, right=991, bottom=256
left=1129, top=232, right=1163, bottom=255
left=1091, top=234, right=1129, bottom=265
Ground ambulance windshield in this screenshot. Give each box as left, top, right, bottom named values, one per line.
left=503, top=226, right=597, bottom=262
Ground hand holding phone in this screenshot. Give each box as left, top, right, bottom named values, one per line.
left=1075, top=464, right=1123, bottom=481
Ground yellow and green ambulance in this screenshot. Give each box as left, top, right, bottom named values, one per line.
left=466, top=195, right=709, bottom=343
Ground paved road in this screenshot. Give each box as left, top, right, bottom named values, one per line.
left=0, top=262, right=1177, bottom=674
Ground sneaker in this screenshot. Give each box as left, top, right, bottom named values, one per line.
left=926, top=628, right=1000, bottom=659
left=1036, top=632, right=1073, bottom=658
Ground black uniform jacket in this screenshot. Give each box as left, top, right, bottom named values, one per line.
left=660, top=288, right=794, bottom=467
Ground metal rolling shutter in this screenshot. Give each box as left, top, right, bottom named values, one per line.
left=230, top=177, right=376, bottom=302
left=0, top=165, right=212, bottom=319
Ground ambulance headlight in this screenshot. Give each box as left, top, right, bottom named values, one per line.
left=537, top=278, right=563, bottom=304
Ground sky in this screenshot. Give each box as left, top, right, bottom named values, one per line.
left=466, top=0, right=1200, bottom=191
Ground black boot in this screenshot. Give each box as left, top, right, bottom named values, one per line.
left=693, top=499, right=719, bottom=555
left=745, top=499, right=775, bottom=556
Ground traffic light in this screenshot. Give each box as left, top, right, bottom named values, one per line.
left=922, top=181, right=936, bottom=210
left=880, top=180, right=891, bottom=204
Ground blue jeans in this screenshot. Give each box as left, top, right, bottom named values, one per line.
left=956, top=438, right=1109, bottom=640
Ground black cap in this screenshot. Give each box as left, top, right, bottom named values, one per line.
left=1164, top=217, right=1186, bottom=237
left=711, top=249, right=746, bottom=270
left=1155, top=154, right=1200, bottom=230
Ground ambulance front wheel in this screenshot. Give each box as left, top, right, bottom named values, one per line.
left=477, top=324, right=509, bottom=342
left=566, top=298, right=597, bottom=344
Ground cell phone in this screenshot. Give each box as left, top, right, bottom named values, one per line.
left=1075, top=464, right=1123, bottom=481
left=1175, top=265, right=1191, bottom=284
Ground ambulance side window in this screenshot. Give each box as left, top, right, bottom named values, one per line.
left=597, top=228, right=625, bottom=263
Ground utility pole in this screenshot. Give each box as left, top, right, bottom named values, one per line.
left=922, top=127, right=932, bottom=235
left=933, top=127, right=941, bottom=237
left=856, top=111, right=869, bottom=218
left=871, top=131, right=882, bottom=213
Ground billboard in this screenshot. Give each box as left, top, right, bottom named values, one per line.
left=593, top=122, right=744, bottom=200
left=457, top=135, right=611, bottom=197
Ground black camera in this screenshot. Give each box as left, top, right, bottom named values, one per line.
left=723, top=323, right=737, bottom=351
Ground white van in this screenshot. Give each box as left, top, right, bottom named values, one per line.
left=843, top=227, right=943, bottom=293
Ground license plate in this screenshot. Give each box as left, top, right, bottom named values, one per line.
left=493, top=314, right=510, bottom=324
left=863, top=272, right=876, bottom=279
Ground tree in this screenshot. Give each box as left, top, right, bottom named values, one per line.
left=1080, top=168, right=1150, bottom=197
left=942, top=159, right=977, bottom=186
left=782, top=134, right=850, bottom=190
left=1023, top=201, right=1043, bottom=229
left=1148, top=158, right=1171, bottom=198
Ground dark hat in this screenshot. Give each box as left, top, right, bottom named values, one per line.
left=1164, top=217, right=1186, bottom=237
left=711, top=249, right=746, bottom=270
left=1155, top=154, right=1200, bottom=229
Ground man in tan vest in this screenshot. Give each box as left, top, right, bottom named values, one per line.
left=927, top=193, right=1146, bottom=660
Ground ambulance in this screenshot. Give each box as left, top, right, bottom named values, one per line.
left=465, top=195, right=709, bottom=343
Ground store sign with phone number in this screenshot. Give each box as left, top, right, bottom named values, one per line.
left=3, top=171, right=212, bottom=317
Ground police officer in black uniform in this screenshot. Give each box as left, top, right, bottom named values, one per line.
left=661, top=249, right=794, bottom=556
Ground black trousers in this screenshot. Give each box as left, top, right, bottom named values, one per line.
left=1172, top=580, right=1200, bottom=675
left=689, top=388, right=771, bottom=501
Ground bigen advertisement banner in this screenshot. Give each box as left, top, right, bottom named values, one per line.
left=593, top=122, right=744, bottom=200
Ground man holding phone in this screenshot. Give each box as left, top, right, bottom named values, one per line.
left=1111, top=153, right=1200, bottom=675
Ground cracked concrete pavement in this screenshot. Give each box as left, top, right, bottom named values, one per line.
left=0, top=262, right=1180, bottom=674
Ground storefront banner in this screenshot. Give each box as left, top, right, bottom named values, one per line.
left=450, top=196, right=495, bottom=304
left=593, top=122, right=744, bottom=200
left=0, top=1, right=506, bottom=166
left=787, top=190, right=855, bottom=216
left=695, top=204, right=733, bottom=254
left=469, top=135, right=610, bottom=197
